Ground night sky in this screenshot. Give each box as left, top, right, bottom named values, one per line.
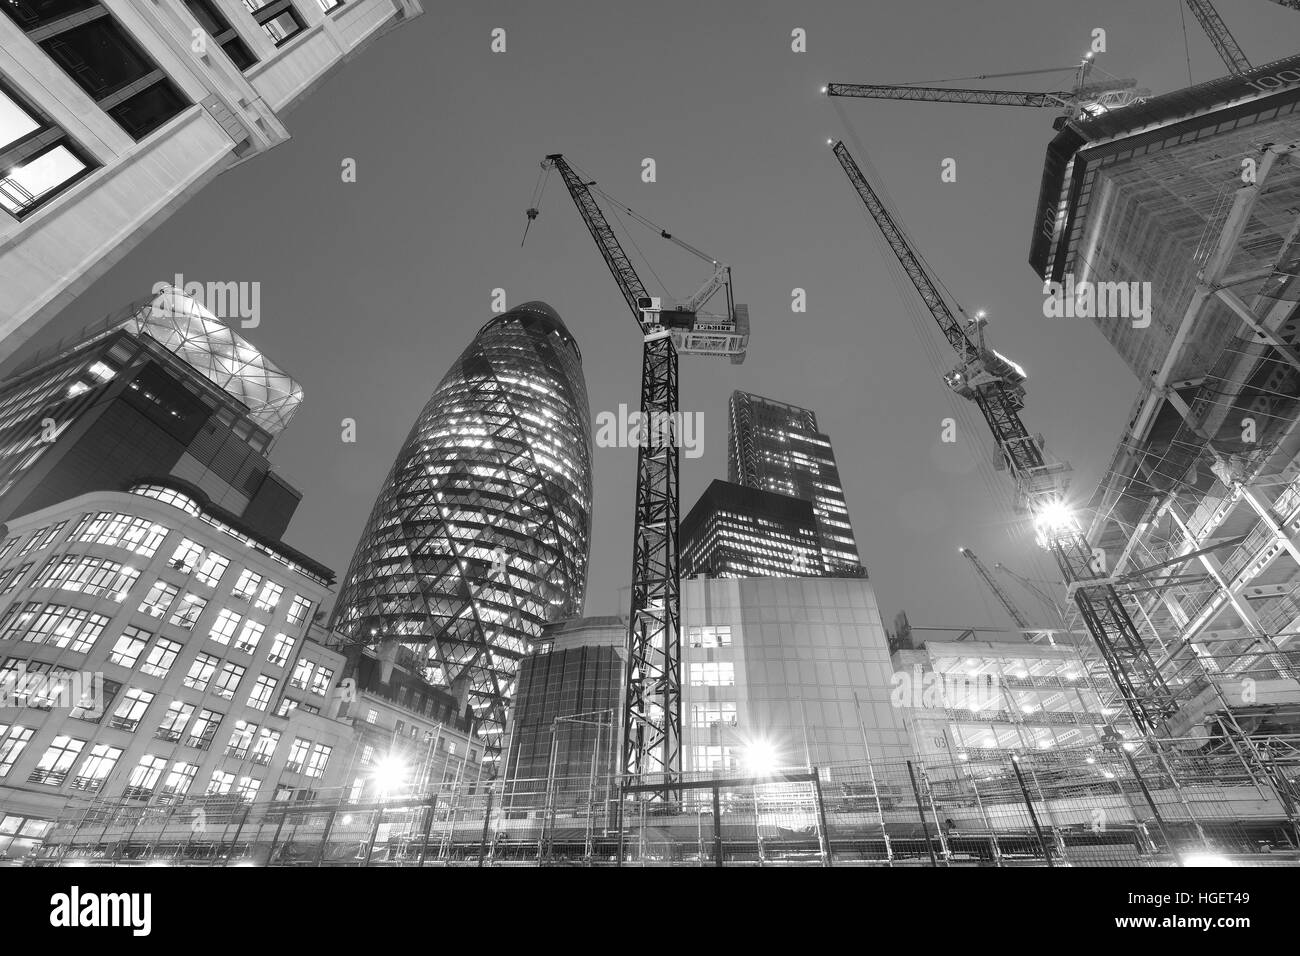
left=7, top=1, right=1296, bottom=633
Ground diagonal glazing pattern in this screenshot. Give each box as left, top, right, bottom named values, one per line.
left=330, top=302, right=593, bottom=763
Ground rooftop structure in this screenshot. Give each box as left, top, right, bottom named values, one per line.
left=680, top=479, right=824, bottom=578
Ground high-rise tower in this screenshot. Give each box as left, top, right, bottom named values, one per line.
left=330, top=302, right=593, bottom=761
left=728, top=391, right=864, bottom=575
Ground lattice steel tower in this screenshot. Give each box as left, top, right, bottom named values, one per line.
left=330, top=302, right=593, bottom=763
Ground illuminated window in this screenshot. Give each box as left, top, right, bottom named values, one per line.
left=0, top=78, right=93, bottom=218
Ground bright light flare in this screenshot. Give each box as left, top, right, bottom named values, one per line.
left=371, top=754, right=409, bottom=795
left=1033, top=500, right=1079, bottom=545
left=743, top=739, right=781, bottom=777
left=1181, top=852, right=1237, bottom=867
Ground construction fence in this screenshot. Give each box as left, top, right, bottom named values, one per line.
left=26, top=737, right=1300, bottom=867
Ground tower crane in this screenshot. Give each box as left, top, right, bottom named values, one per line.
left=959, top=547, right=1034, bottom=636
left=825, top=58, right=1147, bottom=124
left=535, top=154, right=749, bottom=789
left=1184, top=0, right=1252, bottom=75
left=829, top=139, right=1298, bottom=816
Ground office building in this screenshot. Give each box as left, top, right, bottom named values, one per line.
left=681, top=479, right=823, bottom=578
left=0, top=0, right=423, bottom=363
left=330, top=302, right=594, bottom=763
left=680, top=576, right=908, bottom=774
left=728, top=391, right=864, bottom=575
left=0, top=286, right=303, bottom=538
left=0, top=483, right=344, bottom=858
left=503, top=615, right=622, bottom=810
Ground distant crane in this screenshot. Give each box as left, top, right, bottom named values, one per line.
left=534, top=154, right=748, bottom=790
left=825, top=57, right=1147, bottom=124
left=959, top=547, right=1034, bottom=635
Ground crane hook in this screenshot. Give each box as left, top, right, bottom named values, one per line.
left=520, top=207, right=539, bottom=247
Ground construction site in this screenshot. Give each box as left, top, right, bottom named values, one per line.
left=5, top=2, right=1300, bottom=873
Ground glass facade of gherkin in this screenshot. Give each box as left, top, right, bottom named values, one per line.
left=330, top=302, right=593, bottom=761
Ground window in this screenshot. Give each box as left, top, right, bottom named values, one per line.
left=76, top=513, right=166, bottom=556
left=225, top=721, right=256, bottom=758
left=689, top=625, right=732, bottom=648
left=305, top=743, right=331, bottom=779
left=231, top=569, right=261, bottom=602
left=18, top=521, right=65, bottom=556
left=110, top=687, right=154, bottom=732
left=0, top=78, right=93, bottom=219
left=0, top=725, right=35, bottom=777
left=1, top=563, right=29, bottom=594
left=155, top=701, right=194, bottom=742
left=195, top=551, right=228, bottom=588
left=286, top=594, right=312, bottom=626
left=108, top=626, right=150, bottom=668
left=185, top=709, right=222, bottom=750
left=138, top=580, right=178, bottom=617
left=206, top=769, right=235, bottom=795
left=139, top=638, right=182, bottom=678
left=169, top=538, right=202, bottom=573
left=242, top=0, right=306, bottom=46
left=209, top=609, right=241, bottom=645
left=122, top=755, right=165, bottom=798
left=0, top=537, right=19, bottom=562
left=276, top=697, right=298, bottom=718
left=688, top=662, right=735, bottom=686
left=11, top=603, right=108, bottom=653
left=285, top=737, right=310, bottom=773
left=360, top=744, right=374, bottom=766
left=266, top=632, right=293, bottom=667
left=168, top=593, right=207, bottom=630
left=254, top=580, right=282, bottom=612
left=289, top=657, right=314, bottom=690
left=691, top=702, right=738, bottom=728
left=309, top=665, right=334, bottom=697
left=36, top=554, right=138, bottom=598
left=251, top=728, right=279, bottom=765
left=234, top=619, right=264, bottom=654
left=236, top=776, right=260, bottom=801
left=247, top=674, right=275, bottom=711
left=160, top=761, right=198, bottom=797
left=71, top=743, right=121, bottom=792
left=213, top=662, right=245, bottom=700
left=69, top=677, right=116, bottom=722
left=316, top=0, right=342, bottom=11
left=693, top=746, right=738, bottom=773
left=29, top=734, right=85, bottom=785
left=183, top=653, right=219, bottom=691
left=5, top=7, right=191, bottom=141
left=182, top=0, right=258, bottom=70
left=365, top=709, right=377, bottom=724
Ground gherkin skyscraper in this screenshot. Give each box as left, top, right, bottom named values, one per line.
left=331, top=302, right=593, bottom=761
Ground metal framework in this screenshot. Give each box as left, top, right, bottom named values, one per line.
left=1184, top=0, right=1253, bottom=75
left=960, top=547, right=1032, bottom=633
left=825, top=57, right=1147, bottom=121
left=542, top=155, right=746, bottom=786
left=832, top=141, right=1182, bottom=736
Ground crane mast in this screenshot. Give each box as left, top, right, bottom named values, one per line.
left=830, top=140, right=1179, bottom=736
left=541, top=155, right=747, bottom=790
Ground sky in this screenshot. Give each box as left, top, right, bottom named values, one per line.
left=7, top=0, right=1298, bottom=635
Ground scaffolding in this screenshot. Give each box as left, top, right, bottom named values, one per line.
left=24, top=735, right=1300, bottom=867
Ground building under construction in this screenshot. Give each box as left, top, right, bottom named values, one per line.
left=1027, top=54, right=1300, bottom=796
